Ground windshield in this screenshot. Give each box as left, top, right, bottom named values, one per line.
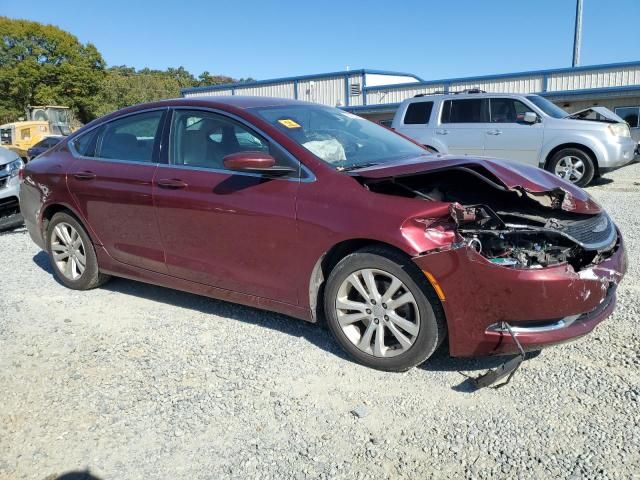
left=47, top=108, right=71, bottom=124
left=250, top=104, right=426, bottom=170
left=526, top=95, right=568, bottom=119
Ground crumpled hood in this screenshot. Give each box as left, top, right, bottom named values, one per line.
left=349, top=155, right=602, bottom=214
left=565, top=106, right=625, bottom=123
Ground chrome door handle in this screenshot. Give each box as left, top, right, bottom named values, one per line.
left=435, top=129, right=449, bottom=135
left=157, top=178, right=188, bottom=189
left=486, top=129, right=502, bottom=135
left=73, top=171, right=96, bottom=180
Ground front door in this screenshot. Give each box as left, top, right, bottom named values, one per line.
left=153, top=108, right=301, bottom=304
left=67, top=109, right=168, bottom=273
left=483, top=98, right=544, bottom=166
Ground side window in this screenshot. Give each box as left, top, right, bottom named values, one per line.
left=441, top=99, right=488, bottom=123
left=170, top=110, right=296, bottom=174
left=490, top=98, right=533, bottom=123
left=615, top=107, right=640, bottom=128
left=403, top=101, right=433, bottom=125
left=97, top=111, right=163, bottom=162
left=72, top=127, right=102, bottom=157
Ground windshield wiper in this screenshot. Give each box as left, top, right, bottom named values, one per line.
left=336, top=162, right=380, bottom=172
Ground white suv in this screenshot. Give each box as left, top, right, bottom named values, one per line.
left=391, top=92, right=636, bottom=187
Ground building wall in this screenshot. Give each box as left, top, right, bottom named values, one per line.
left=548, top=65, right=640, bottom=91
left=555, top=95, right=640, bottom=113
left=235, top=82, right=295, bottom=98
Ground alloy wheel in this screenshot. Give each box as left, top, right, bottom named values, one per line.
left=50, top=222, right=87, bottom=280
left=554, top=155, right=585, bottom=183
left=335, top=268, right=421, bottom=358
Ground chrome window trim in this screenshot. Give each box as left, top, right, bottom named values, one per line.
left=167, top=106, right=316, bottom=183
left=68, top=107, right=169, bottom=164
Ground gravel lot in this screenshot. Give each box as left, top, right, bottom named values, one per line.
left=1, top=163, right=639, bottom=480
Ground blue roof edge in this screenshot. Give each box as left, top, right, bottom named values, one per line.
left=181, top=69, right=422, bottom=95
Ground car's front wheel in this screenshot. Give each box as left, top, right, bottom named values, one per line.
left=47, top=212, right=111, bottom=290
left=324, top=246, right=446, bottom=372
left=547, top=147, right=595, bottom=187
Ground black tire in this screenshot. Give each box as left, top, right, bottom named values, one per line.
left=46, top=212, right=111, bottom=290
left=0, top=212, right=24, bottom=232
left=323, top=245, right=447, bottom=372
left=546, top=147, right=595, bottom=187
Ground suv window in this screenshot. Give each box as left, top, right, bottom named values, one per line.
left=170, top=110, right=296, bottom=173
left=615, top=106, right=640, bottom=128
left=403, top=101, right=433, bottom=125
left=97, top=111, right=163, bottom=162
left=490, top=98, right=532, bottom=123
left=441, top=99, right=488, bottom=123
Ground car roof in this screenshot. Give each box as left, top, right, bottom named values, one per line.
left=128, top=96, right=317, bottom=112
left=403, top=92, right=538, bottom=103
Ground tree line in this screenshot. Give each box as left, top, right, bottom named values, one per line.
left=0, top=17, right=250, bottom=125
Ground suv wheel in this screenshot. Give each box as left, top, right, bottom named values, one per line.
left=47, top=212, right=111, bottom=290
left=323, top=246, right=446, bottom=372
left=547, top=147, right=595, bottom=187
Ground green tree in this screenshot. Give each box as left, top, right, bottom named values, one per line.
left=197, top=71, right=235, bottom=87
left=0, top=17, right=105, bottom=124
left=96, top=67, right=238, bottom=117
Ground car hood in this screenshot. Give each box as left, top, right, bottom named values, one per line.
left=565, top=106, right=625, bottom=123
left=0, top=146, right=20, bottom=168
left=349, top=155, right=601, bottom=214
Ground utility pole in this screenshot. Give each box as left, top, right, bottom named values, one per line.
left=572, top=0, right=584, bottom=67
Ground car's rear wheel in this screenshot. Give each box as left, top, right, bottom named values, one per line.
left=323, top=246, right=446, bottom=372
left=47, top=212, right=110, bottom=290
left=547, top=147, right=595, bottom=187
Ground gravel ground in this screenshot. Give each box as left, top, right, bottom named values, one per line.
left=1, top=163, right=639, bottom=480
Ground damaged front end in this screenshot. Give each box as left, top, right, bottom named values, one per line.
left=364, top=164, right=619, bottom=272
left=355, top=160, right=627, bottom=386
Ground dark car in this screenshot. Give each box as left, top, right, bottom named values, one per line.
left=20, top=97, right=627, bottom=372
left=26, top=135, right=64, bottom=161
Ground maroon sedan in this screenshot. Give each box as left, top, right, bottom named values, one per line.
left=20, top=97, right=627, bottom=372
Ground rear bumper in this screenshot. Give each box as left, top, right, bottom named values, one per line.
left=413, top=232, right=627, bottom=357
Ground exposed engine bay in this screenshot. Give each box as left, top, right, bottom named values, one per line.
left=362, top=166, right=618, bottom=270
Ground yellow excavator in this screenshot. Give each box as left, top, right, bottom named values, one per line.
left=0, top=106, right=74, bottom=159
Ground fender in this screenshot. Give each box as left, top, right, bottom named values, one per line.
left=539, top=133, right=605, bottom=168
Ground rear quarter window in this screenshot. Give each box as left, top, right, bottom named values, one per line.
left=72, top=128, right=102, bottom=157
left=403, top=101, right=433, bottom=125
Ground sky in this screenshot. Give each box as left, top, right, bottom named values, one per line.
left=3, top=0, right=640, bottom=82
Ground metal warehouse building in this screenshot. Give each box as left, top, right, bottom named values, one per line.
left=182, top=61, right=640, bottom=135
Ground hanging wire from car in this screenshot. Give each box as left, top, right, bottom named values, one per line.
left=471, top=322, right=527, bottom=389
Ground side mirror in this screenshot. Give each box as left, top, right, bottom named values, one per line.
left=521, top=112, right=538, bottom=124
left=223, top=151, right=295, bottom=177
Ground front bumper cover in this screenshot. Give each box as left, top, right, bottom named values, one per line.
left=413, top=232, right=627, bottom=357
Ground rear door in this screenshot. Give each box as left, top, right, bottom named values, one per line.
left=67, top=109, right=168, bottom=273
left=152, top=108, right=301, bottom=304
left=484, top=97, right=544, bottom=166
left=437, top=98, right=488, bottom=156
